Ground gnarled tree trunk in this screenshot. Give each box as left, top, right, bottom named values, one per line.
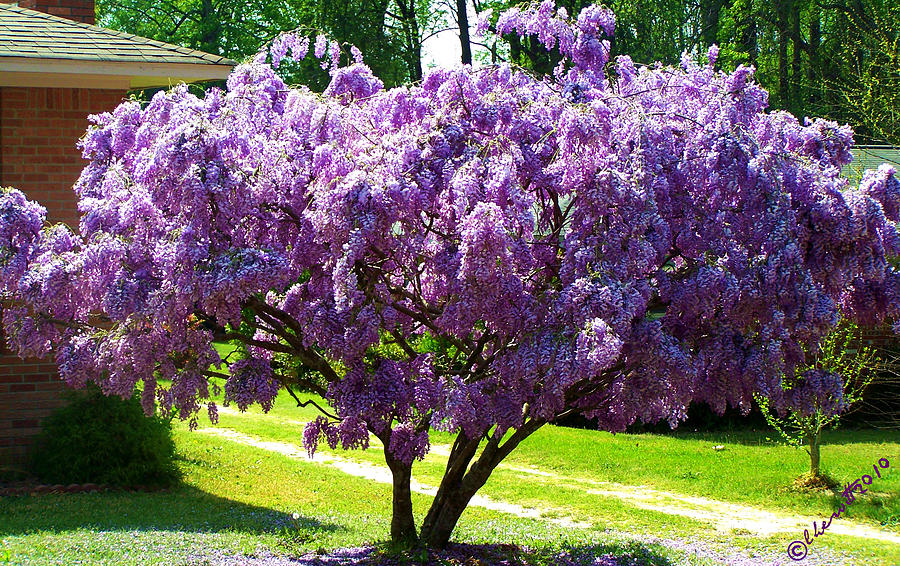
left=417, top=419, right=546, bottom=548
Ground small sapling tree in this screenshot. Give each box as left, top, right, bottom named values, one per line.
left=757, top=321, right=880, bottom=484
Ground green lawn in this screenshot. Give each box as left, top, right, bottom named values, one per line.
left=202, top=387, right=900, bottom=564
left=2, top=378, right=898, bottom=565
left=1, top=429, right=719, bottom=566
left=208, top=388, right=899, bottom=527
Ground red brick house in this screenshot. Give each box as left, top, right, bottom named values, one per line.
left=0, top=0, right=234, bottom=466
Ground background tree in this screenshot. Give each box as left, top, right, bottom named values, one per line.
left=824, top=1, right=900, bottom=145
left=97, top=0, right=415, bottom=88
left=98, top=0, right=900, bottom=145
left=757, top=321, right=880, bottom=483
left=476, top=1, right=708, bottom=78
left=437, top=0, right=474, bottom=65
left=4, top=2, right=900, bottom=550
left=470, top=0, right=899, bottom=146
left=97, top=0, right=305, bottom=60
left=716, top=0, right=900, bottom=144
left=385, top=0, right=449, bottom=82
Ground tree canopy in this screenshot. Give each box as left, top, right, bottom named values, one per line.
left=98, top=0, right=900, bottom=143
left=4, top=0, right=900, bottom=549
left=475, top=0, right=900, bottom=144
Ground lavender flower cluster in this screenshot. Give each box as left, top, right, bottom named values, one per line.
left=2, top=0, right=900, bottom=462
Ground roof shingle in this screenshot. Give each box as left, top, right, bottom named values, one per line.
left=0, top=3, right=236, bottom=67
left=845, top=146, right=900, bottom=183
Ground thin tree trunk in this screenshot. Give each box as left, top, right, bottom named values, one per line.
left=508, top=33, right=522, bottom=65
left=199, top=0, right=222, bottom=56
left=396, top=0, right=423, bottom=82
left=741, top=2, right=758, bottom=66
left=790, top=0, right=803, bottom=115
left=777, top=1, right=791, bottom=110
left=808, top=14, right=821, bottom=108
left=456, top=0, right=472, bottom=65
left=700, top=0, right=723, bottom=48
left=807, top=430, right=822, bottom=477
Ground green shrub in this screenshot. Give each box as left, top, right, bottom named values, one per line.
left=29, top=387, right=181, bottom=487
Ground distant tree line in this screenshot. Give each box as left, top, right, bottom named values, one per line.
left=483, top=0, right=899, bottom=145
left=98, top=0, right=899, bottom=144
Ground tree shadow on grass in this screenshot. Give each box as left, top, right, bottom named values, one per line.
left=0, top=483, right=343, bottom=538
left=663, top=427, right=898, bottom=447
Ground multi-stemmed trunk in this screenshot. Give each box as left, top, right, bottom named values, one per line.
left=383, top=419, right=546, bottom=549
left=420, top=432, right=487, bottom=547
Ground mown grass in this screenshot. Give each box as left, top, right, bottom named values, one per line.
left=510, top=426, right=899, bottom=524
left=209, top=389, right=899, bottom=528
left=200, top=388, right=900, bottom=564
left=6, top=343, right=894, bottom=565
left=1, top=429, right=717, bottom=566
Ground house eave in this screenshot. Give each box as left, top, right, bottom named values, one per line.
left=0, top=57, right=233, bottom=89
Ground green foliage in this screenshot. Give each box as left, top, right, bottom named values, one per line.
left=96, top=0, right=296, bottom=61
left=757, top=320, right=880, bottom=477
left=29, top=387, right=181, bottom=487
left=836, top=6, right=900, bottom=145
left=477, top=0, right=897, bottom=144
left=714, top=0, right=900, bottom=144
left=96, top=0, right=899, bottom=142
left=95, top=0, right=411, bottom=89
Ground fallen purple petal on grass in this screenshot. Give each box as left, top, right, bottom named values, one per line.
left=190, top=544, right=652, bottom=566
left=188, top=537, right=854, bottom=566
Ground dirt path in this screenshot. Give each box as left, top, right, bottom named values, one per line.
left=207, top=408, right=900, bottom=546
left=198, top=427, right=591, bottom=529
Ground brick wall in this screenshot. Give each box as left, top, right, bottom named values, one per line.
left=19, top=0, right=95, bottom=25
left=0, top=85, right=125, bottom=467
left=0, top=351, right=70, bottom=465
left=0, top=87, right=124, bottom=225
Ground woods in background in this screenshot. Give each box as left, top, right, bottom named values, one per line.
left=97, top=0, right=898, bottom=143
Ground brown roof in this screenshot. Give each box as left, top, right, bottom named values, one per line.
left=0, top=3, right=235, bottom=88
left=0, top=3, right=235, bottom=65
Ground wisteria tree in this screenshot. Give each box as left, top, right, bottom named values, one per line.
left=2, top=1, right=900, bottom=549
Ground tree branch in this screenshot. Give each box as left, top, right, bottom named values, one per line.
left=284, top=383, right=338, bottom=419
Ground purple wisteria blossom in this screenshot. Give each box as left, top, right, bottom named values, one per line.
left=2, top=0, right=899, bottom=549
